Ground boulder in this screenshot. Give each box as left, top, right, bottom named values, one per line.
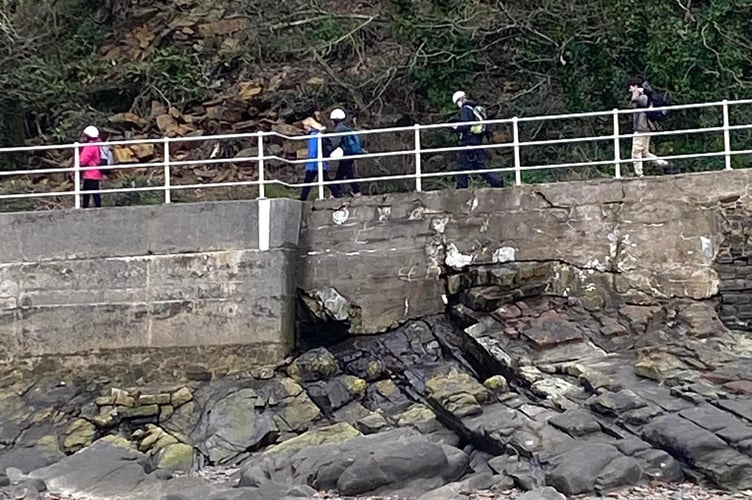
left=138, top=425, right=178, bottom=453
left=266, top=422, right=360, bottom=453
left=483, top=375, right=509, bottom=394
left=545, top=443, right=623, bottom=495
left=62, top=419, right=97, bottom=453
left=0, top=436, right=64, bottom=474
left=594, top=456, right=643, bottom=492
left=548, top=409, right=602, bottom=437
left=332, top=402, right=387, bottom=434
left=395, top=404, right=438, bottom=427
left=286, top=348, right=339, bottom=382
left=272, top=393, right=321, bottom=433
left=634, top=349, right=688, bottom=382
left=29, top=439, right=155, bottom=497
left=306, top=375, right=367, bottom=412
left=239, top=428, right=467, bottom=497
left=200, top=388, right=278, bottom=465
left=426, top=371, right=491, bottom=417
left=417, top=472, right=513, bottom=500
left=517, top=487, right=566, bottom=500
left=642, top=414, right=752, bottom=489
left=155, top=443, right=194, bottom=471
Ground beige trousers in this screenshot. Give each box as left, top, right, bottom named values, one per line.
left=631, top=134, right=663, bottom=176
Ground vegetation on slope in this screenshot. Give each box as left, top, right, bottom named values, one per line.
left=1, top=0, right=752, bottom=205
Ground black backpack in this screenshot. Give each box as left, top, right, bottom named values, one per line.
left=646, top=89, right=670, bottom=123
left=321, top=136, right=334, bottom=157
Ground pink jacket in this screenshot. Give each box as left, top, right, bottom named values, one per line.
left=79, top=144, right=104, bottom=180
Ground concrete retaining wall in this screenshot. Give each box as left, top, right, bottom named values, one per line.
left=301, top=170, right=751, bottom=334
left=3, top=169, right=752, bottom=370
left=0, top=199, right=302, bottom=366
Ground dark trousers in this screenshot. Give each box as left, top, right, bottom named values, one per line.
left=456, top=149, right=503, bottom=189
left=300, top=170, right=341, bottom=201
left=334, top=160, right=361, bottom=196
left=82, top=179, right=101, bottom=208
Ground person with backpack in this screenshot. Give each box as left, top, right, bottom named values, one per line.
left=78, top=125, right=106, bottom=208
left=628, top=77, right=670, bottom=177
left=300, top=117, right=341, bottom=201
left=451, top=91, right=503, bottom=189
left=328, top=108, right=362, bottom=198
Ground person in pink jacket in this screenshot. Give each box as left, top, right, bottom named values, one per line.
left=79, top=125, right=104, bottom=208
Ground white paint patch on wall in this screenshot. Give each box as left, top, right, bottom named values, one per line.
left=431, top=217, right=449, bottom=234
left=445, top=243, right=474, bottom=269
left=332, top=207, right=350, bottom=225
left=700, top=236, right=714, bottom=263
left=377, top=206, right=391, bottom=221
left=492, top=247, right=517, bottom=263
left=258, top=198, right=270, bottom=251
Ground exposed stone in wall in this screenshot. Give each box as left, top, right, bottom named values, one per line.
left=715, top=195, right=752, bottom=331
left=301, top=170, right=749, bottom=334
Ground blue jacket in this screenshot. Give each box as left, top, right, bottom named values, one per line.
left=457, top=101, right=483, bottom=146
left=306, top=130, right=328, bottom=172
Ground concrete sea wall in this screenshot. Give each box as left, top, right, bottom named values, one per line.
left=2, top=169, right=752, bottom=370
left=0, top=199, right=301, bottom=369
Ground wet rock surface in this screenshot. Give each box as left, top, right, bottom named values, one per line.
left=0, top=260, right=751, bottom=499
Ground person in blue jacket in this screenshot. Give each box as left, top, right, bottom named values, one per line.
left=300, top=117, right=340, bottom=201
left=452, top=90, right=503, bottom=189
left=328, top=108, right=362, bottom=198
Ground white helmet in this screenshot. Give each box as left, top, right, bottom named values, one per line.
left=83, top=125, right=99, bottom=139
left=452, top=91, right=466, bottom=105
left=330, top=108, right=346, bottom=120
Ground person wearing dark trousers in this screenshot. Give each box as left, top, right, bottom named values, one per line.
left=452, top=90, right=503, bottom=189
left=79, top=125, right=104, bottom=208
left=328, top=108, right=362, bottom=197
left=299, top=117, right=341, bottom=201
left=82, top=179, right=101, bottom=208
left=456, top=150, right=503, bottom=189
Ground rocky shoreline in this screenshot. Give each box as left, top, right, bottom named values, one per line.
left=0, top=260, right=751, bottom=499
left=35, top=483, right=752, bottom=500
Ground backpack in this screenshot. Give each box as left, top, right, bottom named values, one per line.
left=99, top=146, right=114, bottom=166
left=646, top=90, right=670, bottom=123
left=342, top=129, right=363, bottom=155
left=468, top=105, right=488, bottom=135
left=321, top=136, right=334, bottom=158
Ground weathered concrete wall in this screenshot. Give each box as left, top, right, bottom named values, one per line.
left=301, top=170, right=752, bottom=334
left=3, top=169, right=751, bottom=367
left=0, top=200, right=302, bottom=366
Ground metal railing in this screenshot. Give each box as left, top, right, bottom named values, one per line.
left=1, top=98, right=752, bottom=208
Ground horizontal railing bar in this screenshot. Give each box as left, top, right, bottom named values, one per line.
left=2, top=98, right=752, bottom=155
left=1, top=120, right=749, bottom=180
left=0, top=191, right=75, bottom=200
left=5, top=145, right=752, bottom=201
left=2, top=96, right=752, bottom=205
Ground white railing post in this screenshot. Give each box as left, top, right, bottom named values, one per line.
left=73, top=142, right=81, bottom=209
left=414, top=124, right=422, bottom=192
left=257, top=131, right=265, bottom=198
left=722, top=100, right=732, bottom=170
left=512, top=117, right=522, bottom=185
left=163, top=137, right=171, bottom=204
left=316, top=133, right=325, bottom=200
left=613, top=108, right=621, bottom=178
